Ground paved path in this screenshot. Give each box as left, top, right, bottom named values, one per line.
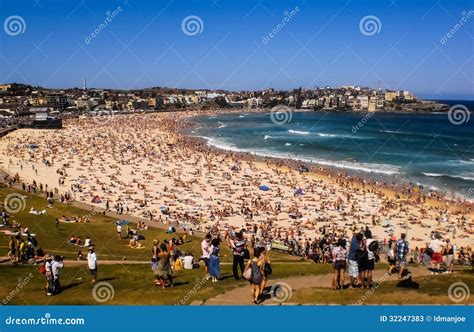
left=204, top=267, right=433, bottom=305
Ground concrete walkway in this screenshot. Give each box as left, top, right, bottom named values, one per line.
left=204, top=266, right=434, bottom=305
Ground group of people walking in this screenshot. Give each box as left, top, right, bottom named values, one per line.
left=201, top=231, right=272, bottom=304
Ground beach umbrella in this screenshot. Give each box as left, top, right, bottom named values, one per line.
left=91, top=195, right=102, bottom=203
left=259, top=185, right=270, bottom=191
left=294, top=188, right=303, bottom=195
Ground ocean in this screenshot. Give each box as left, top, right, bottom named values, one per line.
left=188, top=100, right=474, bottom=200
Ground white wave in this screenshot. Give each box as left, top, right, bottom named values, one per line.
left=451, top=173, right=474, bottom=181
left=318, top=133, right=336, bottom=138
left=264, top=135, right=273, bottom=140
left=422, top=172, right=474, bottom=181
left=288, top=129, right=310, bottom=135
left=238, top=115, right=245, bottom=118
left=422, top=172, right=444, bottom=177
left=307, top=159, right=401, bottom=175
left=285, top=143, right=291, bottom=146
left=202, top=136, right=401, bottom=175
left=217, top=122, right=227, bottom=129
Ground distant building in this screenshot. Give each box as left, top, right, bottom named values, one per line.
left=46, top=93, right=69, bottom=110
left=384, top=91, right=398, bottom=102
left=29, top=107, right=62, bottom=129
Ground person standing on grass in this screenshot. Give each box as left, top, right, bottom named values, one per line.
left=348, top=231, right=360, bottom=288
left=246, top=247, right=264, bottom=304
left=365, top=234, right=377, bottom=287
left=444, top=238, right=455, bottom=273
left=332, top=238, right=347, bottom=290
left=231, top=231, right=247, bottom=280
left=45, top=254, right=53, bottom=296
left=258, top=246, right=271, bottom=294
left=87, top=247, right=97, bottom=283
left=116, top=224, right=122, bottom=239
left=51, top=255, right=64, bottom=295
left=8, top=236, right=16, bottom=263
left=357, top=234, right=369, bottom=288
left=396, top=233, right=409, bottom=278
left=208, top=238, right=221, bottom=282
left=201, top=234, right=212, bottom=278
left=429, top=234, right=444, bottom=274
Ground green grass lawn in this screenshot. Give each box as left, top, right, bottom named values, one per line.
left=0, top=262, right=331, bottom=305
left=290, top=270, right=474, bottom=305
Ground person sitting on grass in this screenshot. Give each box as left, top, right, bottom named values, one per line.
left=128, top=234, right=143, bottom=248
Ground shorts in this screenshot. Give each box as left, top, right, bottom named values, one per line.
left=348, top=260, right=359, bottom=277
left=396, top=257, right=406, bottom=268
left=431, top=252, right=443, bottom=263
left=89, top=268, right=97, bottom=276
left=202, top=258, right=209, bottom=267
left=367, top=259, right=375, bottom=271
left=333, top=260, right=346, bottom=271
left=446, top=254, right=454, bottom=267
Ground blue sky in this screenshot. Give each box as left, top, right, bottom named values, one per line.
left=0, top=0, right=472, bottom=99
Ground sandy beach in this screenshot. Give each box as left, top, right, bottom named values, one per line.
left=0, top=111, right=473, bottom=250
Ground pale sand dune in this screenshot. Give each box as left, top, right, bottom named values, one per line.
left=0, top=112, right=472, bottom=250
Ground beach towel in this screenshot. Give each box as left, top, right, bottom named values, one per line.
left=259, top=185, right=270, bottom=191
left=115, top=220, right=129, bottom=226
left=29, top=210, right=46, bottom=215
left=126, top=245, right=145, bottom=249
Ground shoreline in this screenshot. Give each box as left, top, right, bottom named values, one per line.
left=179, top=110, right=473, bottom=211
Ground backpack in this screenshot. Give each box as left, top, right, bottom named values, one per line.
left=368, top=240, right=379, bottom=252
